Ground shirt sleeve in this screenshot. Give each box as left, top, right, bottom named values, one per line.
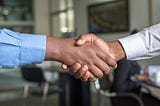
left=0, top=29, right=46, bottom=68
left=119, top=23, right=160, bottom=60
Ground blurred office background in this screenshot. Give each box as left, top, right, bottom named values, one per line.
left=0, top=0, right=160, bottom=106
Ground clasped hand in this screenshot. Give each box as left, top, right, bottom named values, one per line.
left=61, top=34, right=117, bottom=82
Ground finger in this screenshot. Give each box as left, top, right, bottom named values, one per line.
left=76, top=34, right=97, bottom=46
left=69, top=63, right=82, bottom=75
left=94, top=59, right=110, bottom=74
left=96, top=50, right=117, bottom=69
left=61, top=64, right=68, bottom=70
left=74, top=65, right=88, bottom=79
left=88, top=65, right=103, bottom=78
left=88, top=77, right=97, bottom=82
left=80, top=71, right=90, bottom=81
left=80, top=70, right=90, bottom=81
left=81, top=71, right=95, bottom=82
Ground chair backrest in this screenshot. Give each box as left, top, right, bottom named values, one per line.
left=21, top=66, right=45, bottom=83
left=95, top=79, right=144, bottom=106
left=111, top=93, right=144, bottom=106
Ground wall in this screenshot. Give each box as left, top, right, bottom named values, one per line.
left=34, top=0, right=50, bottom=36
left=73, top=0, right=160, bottom=68
left=73, top=0, right=150, bottom=37
left=152, top=0, right=160, bottom=24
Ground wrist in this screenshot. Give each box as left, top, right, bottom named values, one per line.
left=45, top=37, right=77, bottom=65
left=45, top=37, right=62, bottom=61
left=108, top=41, right=126, bottom=61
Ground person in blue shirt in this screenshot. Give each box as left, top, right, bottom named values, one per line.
left=0, top=29, right=116, bottom=81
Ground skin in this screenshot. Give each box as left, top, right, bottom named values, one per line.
left=62, top=34, right=126, bottom=81
left=45, top=37, right=117, bottom=81
left=137, top=66, right=149, bottom=81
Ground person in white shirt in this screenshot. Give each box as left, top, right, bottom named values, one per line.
left=62, top=23, right=160, bottom=82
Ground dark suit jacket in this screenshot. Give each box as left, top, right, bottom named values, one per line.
left=110, top=58, right=141, bottom=93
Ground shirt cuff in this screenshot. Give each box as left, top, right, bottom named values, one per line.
left=118, top=33, right=147, bottom=60
left=20, top=33, right=46, bottom=66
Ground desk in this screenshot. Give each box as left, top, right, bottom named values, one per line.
left=142, top=81, right=160, bottom=88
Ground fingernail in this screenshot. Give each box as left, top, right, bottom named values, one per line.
left=114, top=64, right=117, bottom=68
left=77, top=39, right=84, bottom=45
left=76, top=63, right=81, bottom=67
left=82, top=66, right=87, bottom=71
left=63, top=65, right=67, bottom=70
left=78, top=39, right=82, bottom=42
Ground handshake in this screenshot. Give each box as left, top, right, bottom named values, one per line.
left=45, top=34, right=126, bottom=82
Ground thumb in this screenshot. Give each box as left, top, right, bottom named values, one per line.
left=61, top=64, right=68, bottom=70
left=76, top=39, right=86, bottom=45
left=76, top=34, right=94, bottom=46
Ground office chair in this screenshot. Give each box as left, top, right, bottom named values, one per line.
left=21, top=66, right=58, bottom=106
left=95, top=79, right=144, bottom=106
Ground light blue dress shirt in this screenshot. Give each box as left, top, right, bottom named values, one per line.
left=0, top=29, right=46, bottom=68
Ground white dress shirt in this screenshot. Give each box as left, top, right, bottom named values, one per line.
left=119, top=23, right=160, bottom=60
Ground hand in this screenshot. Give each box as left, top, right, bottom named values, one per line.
left=137, top=66, right=149, bottom=81
left=137, top=74, right=149, bottom=81
left=45, top=37, right=117, bottom=81
left=74, top=34, right=124, bottom=61
left=62, top=34, right=115, bottom=81
left=62, top=34, right=125, bottom=81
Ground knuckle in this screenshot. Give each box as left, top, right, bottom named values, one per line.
left=82, top=65, right=89, bottom=70
left=111, top=60, right=117, bottom=67
left=89, top=33, right=96, bottom=36
left=104, top=68, right=110, bottom=74
left=89, top=33, right=94, bottom=36
left=73, top=63, right=81, bottom=70
left=105, top=56, right=116, bottom=66
left=75, top=63, right=81, bottom=67
left=104, top=56, right=111, bottom=62
left=96, top=73, right=103, bottom=78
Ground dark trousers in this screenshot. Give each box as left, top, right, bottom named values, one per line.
left=58, top=73, right=91, bottom=106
